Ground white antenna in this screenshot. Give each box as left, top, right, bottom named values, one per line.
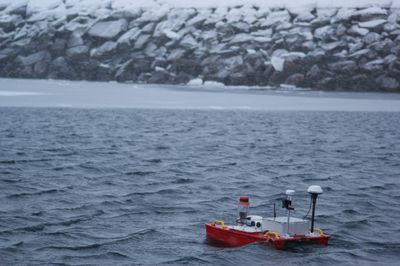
left=283, top=189, right=295, bottom=235
left=307, top=185, right=323, bottom=233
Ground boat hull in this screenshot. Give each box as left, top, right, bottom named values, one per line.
left=205, top=223, right=330, bottom=250
left=205, top=223, right=265, bottom=247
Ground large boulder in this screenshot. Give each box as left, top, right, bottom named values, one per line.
left=67, top=33, right=84, bottom=48
left=16, top=51, right=51, bottom=66
left=179, top=34, right=198, bottom=49
left=358, top=19, right=387, bottom=30
left=352, top=7, right=387, bottom=21
left=0, top=14, right=23, bottom=32
left=88, top=19, right=128, bottom=39
left=362, top=32, right=381, bottom=44
left=48, top=57, right=77, bottom=80
left=90, top=41, right=117, bottom=58
left=376, top=76, right=399, bottom=91
left=285, top=73, right=305, bottom=86
left=117, top=27, right=141, bottom=45
left=328, top=60, right=358, bottom=73
left=66, top=45, right=89, bottom=59
left=265, top=10, right=291, bottom=27
left=348, top=25, right=369, bottom=36
left=134, top=34, right=150, bottom=50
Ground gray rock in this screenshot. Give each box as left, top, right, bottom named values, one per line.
left=320, top=41, right=343, bottom=51
left=117, top=27, right=141, bottom=45
left=148, top=68, right=170, bottom=84
left=89, top=19, right=128, bottom=39
left=210, top=46, right=239, bottom=56
left=115, top=59, right=134, bottom=81
left=348, top=25, right=369, bottom=36
left=51, top=38, right=66, bottom=52
left=185, top=13, right=207, bottom=28
left=5, top=2, right=27, bottom=17
left=317, top=77, right=336, bottom=90
left=111, top=9, right=142, bottom=19
left=275, top=22, right=293, bottom=31
left=317, top=8, right=337, bottom=19
left=363, top=32, right=381, bottom=44
left=12, top=25, right=28, bottom=41
left=369, top=38, right=394, bottom=53
left=0, top=29, right=13, bottom=41
left=358, top=19, right=387, bottom=29
left=142, top=22, right=156, bottom=33
left=11, top=37, right=30, bottom=47
left=335, top=8, right=356, bottom=22
left=388, top=13, right=398, bottom=24
left=170, top=58, right=201, bottom=76
left=353, top=6, right=387, bottom=21
left=144, top=42, right=158, bottom=57
left=271, top=56, right=285, bottom=72
left=65, top=16, right=93, bottom=33
left=285, top=73, right=305, bottom=86
left=33, top=60, right=48, bottom=76
left=293, top=9, right=315, bottom=22
left=328, top=60, right=358, bottom=73
left=384, top=54, right=397, bottom=64
left=350, top=74, right=371, bottom=89
left=377, top=76, right=399, bottom=91
left=0, top=14, right=23, bottom=32
left=152, top=46, right=167, bottom=58
left=336, top=24, right=347, bottom=36
left=67, top=33, right=84, bottom=48
left=167, top=49, right=186, bottom=61
left=222, top=55, right=243, bottom=69
left=261, top=10, right=290, bottom=27
left=198, top=30, right=217, bottom=41
left=16, top=51, right=51, bottom=66
left=49, top=57, right=77, bottom=79
left=180, top=34, right=198, bottom=49
left=254, top=36, right=272, bottom=43
left=348, top=40, right=364, bottom=53
left=0, top=48, right=17, bottom=63
left=306, top=65, right=321, bottom=79
left=228, top=72, right=249, bottom=85
left=384, top=21, right=399, bottom=31
left=349, top=48, right=372, bottom=58
left=134, top=34, right=151, bottom=49
left=229, top=33, right=253, bottom=44
left=66, top=45, right=89, bottom=59
left=362, top=59, right=385, bottom=72
left=138, top=7, right=170, bottom=23
left=154, top=19, right=184, bottom=38
left=314, top=25, right=335, bottom=40
left=91, top=41, right=117, bottom=58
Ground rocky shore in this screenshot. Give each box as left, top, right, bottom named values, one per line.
left=1, top=1, right=400, bottom=91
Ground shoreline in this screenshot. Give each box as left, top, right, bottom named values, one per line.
left=1, top=78, right=400, bottom=111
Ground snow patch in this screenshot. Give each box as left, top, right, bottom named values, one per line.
left=0, top=91, right=50, bottom=96
left=271, top=56, right=285, bottom=72
left=187, top=78, right=203, bottom=86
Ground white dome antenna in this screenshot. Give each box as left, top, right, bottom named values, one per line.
left=285, top=189, right=295, bottom=196
left=307, top=185, right=323, bottom=233
left=307, top=185, right=323, bottom=194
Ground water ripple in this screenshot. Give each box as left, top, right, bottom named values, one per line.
left=0, top=108, right=399, bottom=265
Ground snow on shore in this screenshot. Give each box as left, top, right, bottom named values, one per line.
left=0, top=0, right=399, bottom=15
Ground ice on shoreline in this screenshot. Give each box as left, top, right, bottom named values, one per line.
left=1, top=78, right=400, bottom=112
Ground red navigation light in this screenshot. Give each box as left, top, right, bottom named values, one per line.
left=238, top=196, right=250, bottom=206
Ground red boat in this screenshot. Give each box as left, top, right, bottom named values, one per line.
left=205, top=186, right=331, bottom=250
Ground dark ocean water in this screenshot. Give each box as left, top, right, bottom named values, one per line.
left=1, top=107, right=400, bottom=265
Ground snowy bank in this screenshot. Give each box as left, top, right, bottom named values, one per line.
left=0, top=1, right=400, bottom=91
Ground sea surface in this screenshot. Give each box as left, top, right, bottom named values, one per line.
left=0, top=79, right=400, bottom=265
